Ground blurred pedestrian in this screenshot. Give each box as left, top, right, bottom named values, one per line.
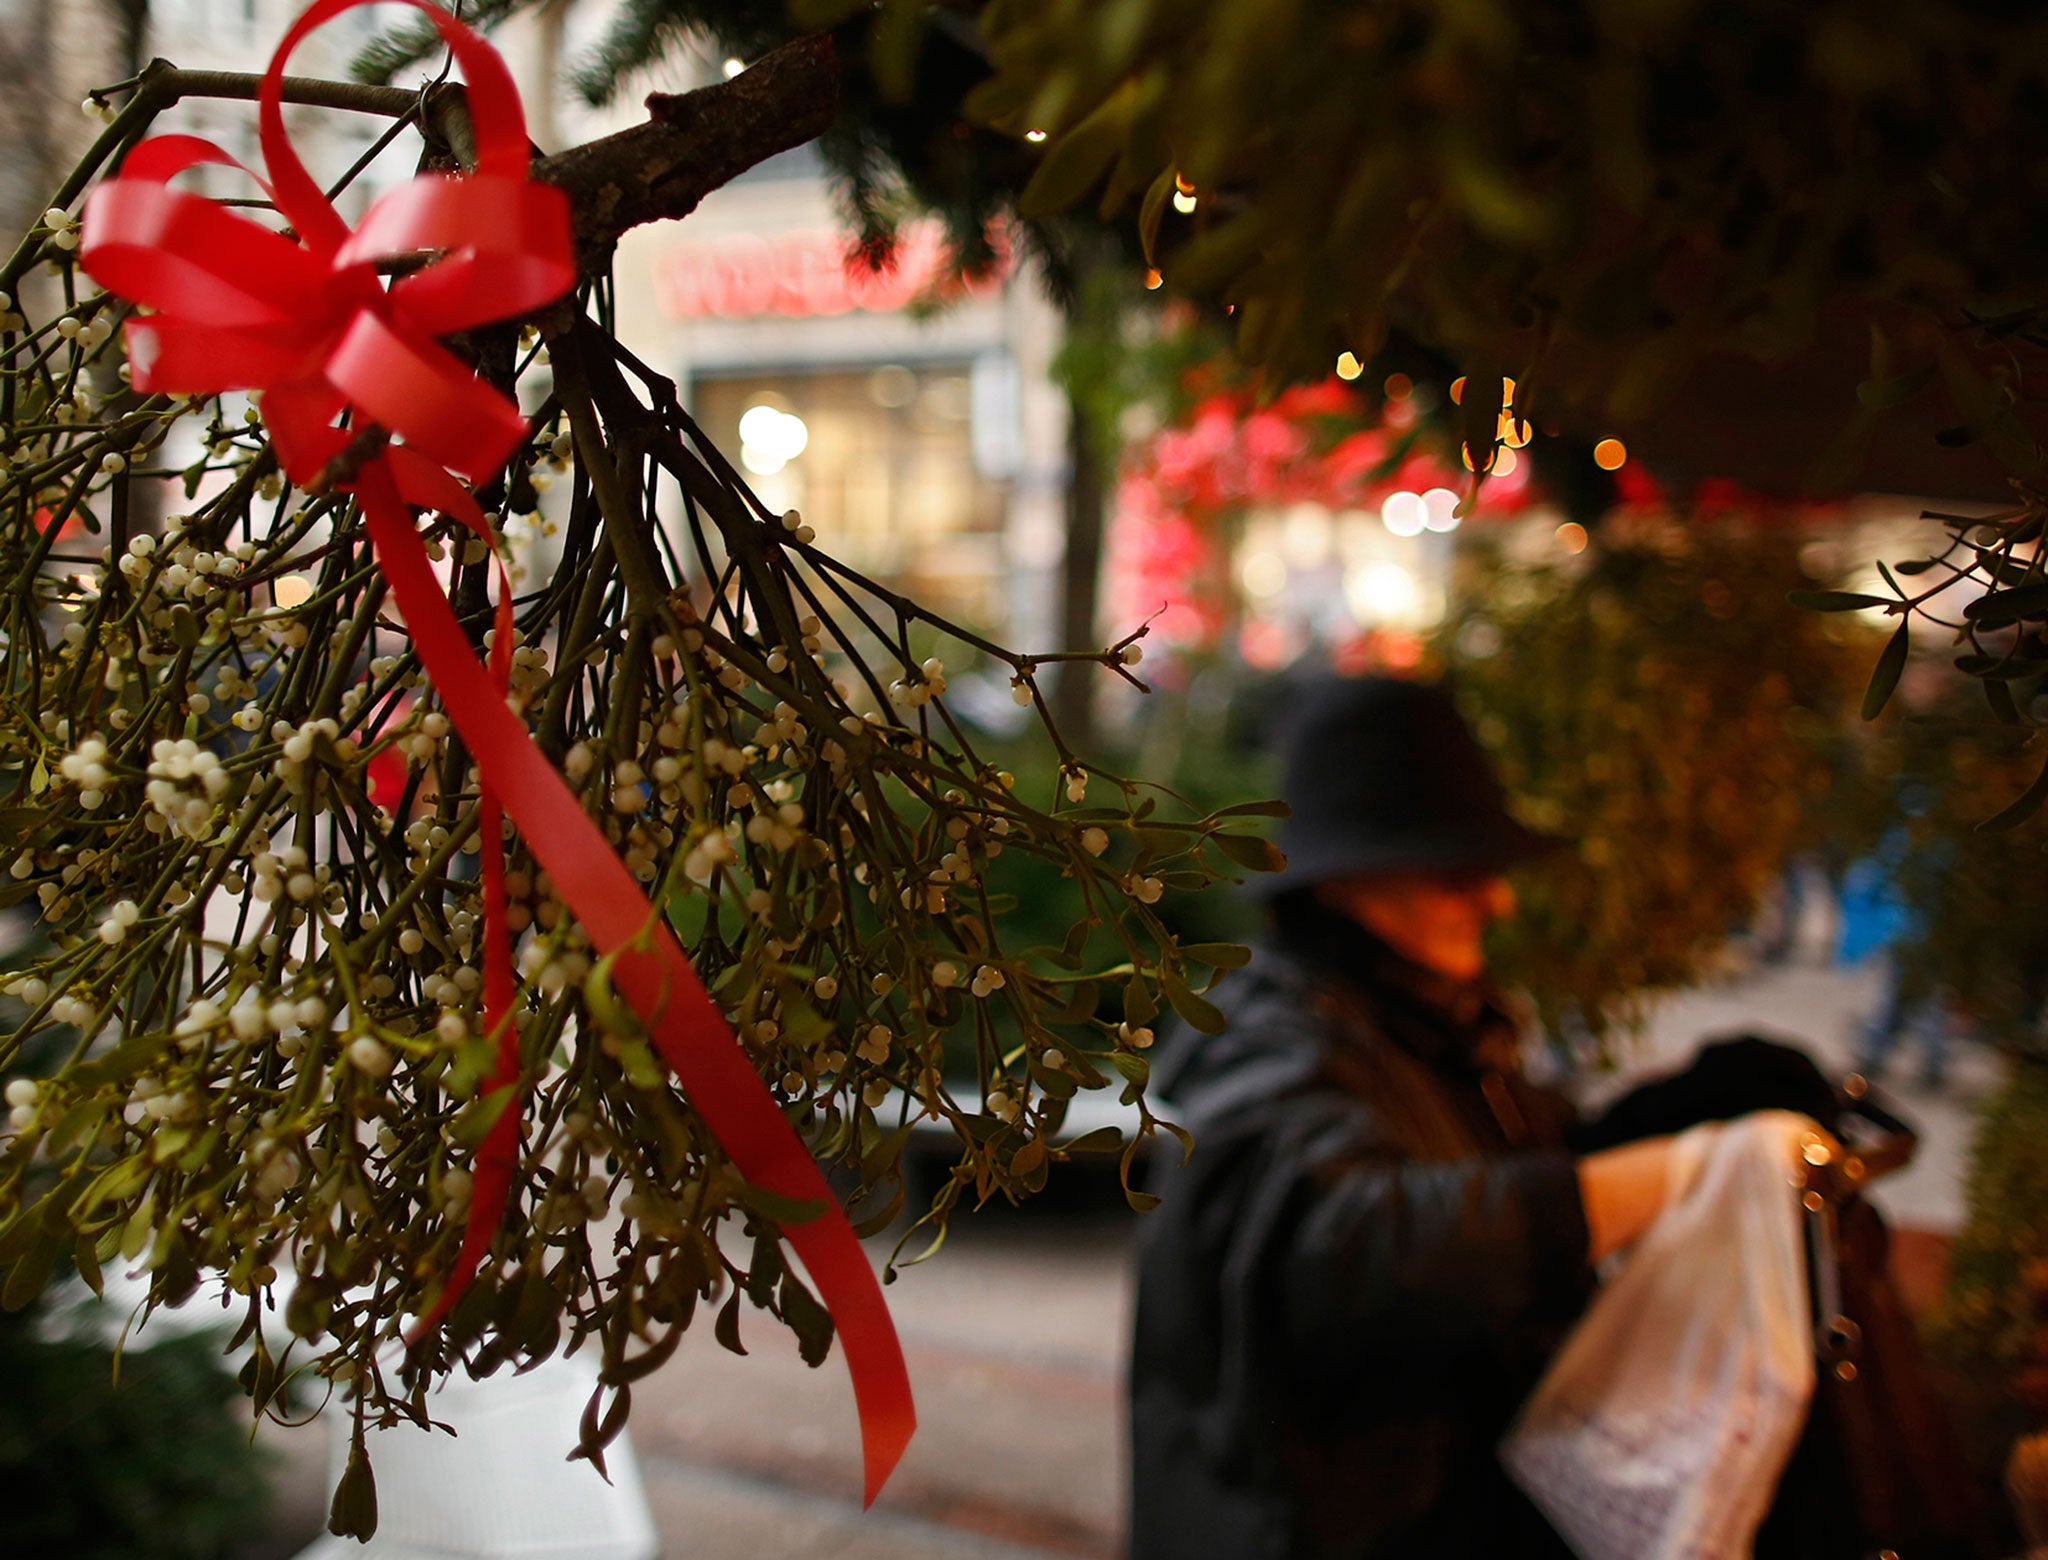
left=1837, top=824, right=1950, bottom=1090
left=1129, top=676, right=1696, bottom=1558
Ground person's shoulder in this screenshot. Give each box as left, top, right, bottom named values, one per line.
left=1151, top=944, right=1354, bottom=1123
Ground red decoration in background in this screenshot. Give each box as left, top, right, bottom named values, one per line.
left=362, top=695, right=415, bottom=809
left=1108, top=378, right=1538, bottom=651
left=81, top=0, right=912, bottom=1505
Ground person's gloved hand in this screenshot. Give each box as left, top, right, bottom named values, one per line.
left=1571, top=1032, right=1839, bottom=1153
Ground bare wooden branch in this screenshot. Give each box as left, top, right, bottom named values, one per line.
left=139, top=60, right=422, bottom=119
left=532, top=33, right=839, bottom=272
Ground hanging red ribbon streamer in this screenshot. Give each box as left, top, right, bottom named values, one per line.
left=80, top=0, right=913, bottom=1504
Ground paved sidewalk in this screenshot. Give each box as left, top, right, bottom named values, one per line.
left=628, top=1218, right=1132, bottom=1560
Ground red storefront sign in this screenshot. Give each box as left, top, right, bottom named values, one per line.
left=653, top=223, right=1005, bottom=320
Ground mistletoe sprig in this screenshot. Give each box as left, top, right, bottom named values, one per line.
left=0, top=66, right=1275, bottom=1533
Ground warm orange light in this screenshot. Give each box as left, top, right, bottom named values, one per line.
left=1383, top=372, right=1413, bottom=400
left=1143, top=268, right=1163, bottom=290
left=1594, top=438, right=1627, bottom=471
left=1556, top=521, right=1589, bottom=554
left=1451, top=374, right=1514, bottom=410
left=1335, top=351, right=1363, bottom=380
left=1174, top=172, right=1195, bottom=194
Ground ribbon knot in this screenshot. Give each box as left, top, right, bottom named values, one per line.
left=79, top=0, right=913, bottom=1506
left=84, top=0, right=570, bottom=488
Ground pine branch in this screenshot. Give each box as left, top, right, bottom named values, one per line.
left=568, top=0, right=697, bottom=107
left=569, top=0, right=799, bottom=105
left=349, top=0, right=533, bottom=85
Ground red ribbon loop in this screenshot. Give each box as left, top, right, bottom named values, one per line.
left=341, top=177, right=576, bottom=334
left=78, top=0, right=914, bottom=1506
left=82, top=0, right=572, bottom=487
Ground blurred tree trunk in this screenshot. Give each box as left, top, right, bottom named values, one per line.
left=1051, top=370, right=1107, bottom=749
left=1046, top=232, right=1133, bottom=754
left=110, top=0, right=147, bottom=79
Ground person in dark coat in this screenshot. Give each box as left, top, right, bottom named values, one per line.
left=1129, top=676, right=1686, bottom=1560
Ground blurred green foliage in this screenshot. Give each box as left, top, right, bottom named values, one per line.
left=1443, top=519, right=1873, bottom=1045
left=960, top=0, right=2048, bottom=416
left=1940, top=1059, right=2048, bottom=1422
left=0, top=1301, right=268, bottom=1559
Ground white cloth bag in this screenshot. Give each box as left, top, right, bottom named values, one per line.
left=1501, top=1109, right=1820, bottom=1560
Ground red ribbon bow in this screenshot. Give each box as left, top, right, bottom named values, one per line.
left=81, top=0, right=913, bottom=1505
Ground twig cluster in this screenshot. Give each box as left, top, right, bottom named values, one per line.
left=0, top=60, right=1278, bottom=1531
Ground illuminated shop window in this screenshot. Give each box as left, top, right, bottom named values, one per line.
left=691, top=363, right=1010, bottom=625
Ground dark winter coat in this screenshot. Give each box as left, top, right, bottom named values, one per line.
left=1129, top=902, right=1592, bottom=1559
